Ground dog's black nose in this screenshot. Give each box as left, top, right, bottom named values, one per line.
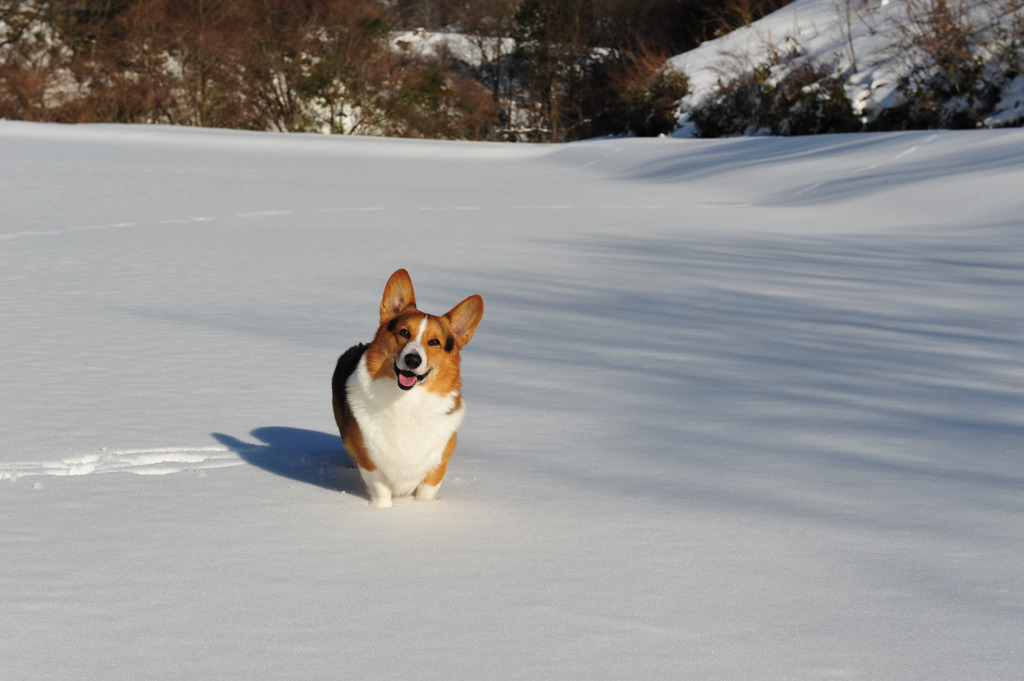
left=404, top=352, right=421, bottom=369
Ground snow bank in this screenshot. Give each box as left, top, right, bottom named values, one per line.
left=670, top=0, right=1024, bottom=135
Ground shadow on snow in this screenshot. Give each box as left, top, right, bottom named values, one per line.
left=212, top=426, right=366, bottom=499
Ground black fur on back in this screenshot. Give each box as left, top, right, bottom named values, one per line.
left=332, top=343, right=369, bottom=404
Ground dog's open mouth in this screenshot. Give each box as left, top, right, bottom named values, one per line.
left=395, top=364, right=431, bottom=391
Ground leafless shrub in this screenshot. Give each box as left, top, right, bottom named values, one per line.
left=874, top=0, right=1010, bottom=128
left=1, top=0, right=806, bottom=139
left=701, top=0, right=793, bottom=39
left=0, top=3, right=74, bottom=121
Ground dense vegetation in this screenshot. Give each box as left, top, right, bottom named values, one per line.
left=1, top=1, right=1021, bottom=140
left=0, top=0, right=785, bottom=140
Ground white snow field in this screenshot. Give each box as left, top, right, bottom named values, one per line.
left=1, top=120, right=1022, bottom=680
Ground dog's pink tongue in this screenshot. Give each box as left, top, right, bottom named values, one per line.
left=398, top=372, right=418, bottom=388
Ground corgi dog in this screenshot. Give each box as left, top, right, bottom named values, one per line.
left=332, top=269, right=484, bottom=508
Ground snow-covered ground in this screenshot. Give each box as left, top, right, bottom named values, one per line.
left=672, top=0, right=905, bottom=110
left=393, top=27, right=515, bottom=65
left=671, top=0, right=1024, bottom=133
left=1, top=120, right=1022, bottom=680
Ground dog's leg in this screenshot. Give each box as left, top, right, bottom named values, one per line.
left=415, top=433, right=457, bottom=502
left=340, top=417, right=393, bottom=508
left=414, top=481, right=440, bottom=502
left=360, top=467, right=394, bottom=509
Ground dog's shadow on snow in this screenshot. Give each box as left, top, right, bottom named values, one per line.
left=212, top=427, right=367, bottom=499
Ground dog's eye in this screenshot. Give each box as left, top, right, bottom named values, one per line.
left=398, top=329, right=411, bottom=339
left=427, top=338, right=441, bottom=347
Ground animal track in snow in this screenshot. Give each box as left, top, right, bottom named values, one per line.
left=0, top=446, right=245, bottom=481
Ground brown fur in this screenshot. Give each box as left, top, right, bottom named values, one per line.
left=332, top=269, right=483, bottom=503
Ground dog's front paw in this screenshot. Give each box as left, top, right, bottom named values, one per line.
left=360, top=468, right=393, bottom=508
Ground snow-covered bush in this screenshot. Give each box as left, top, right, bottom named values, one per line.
left=674, top=0, right=1024, bottom=136
left=688, top=43, right=860, bottom=136
left=870, top=0, right=1016, bottom=129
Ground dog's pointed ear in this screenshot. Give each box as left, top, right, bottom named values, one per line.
left=445, top=294, right=484, bottom=348
left=380, top=269, right=417, bottom=323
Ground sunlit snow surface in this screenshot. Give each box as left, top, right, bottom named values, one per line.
left=670, top=0, right=1024, bottom=133
left=1, top=121, right=1022, bottom=680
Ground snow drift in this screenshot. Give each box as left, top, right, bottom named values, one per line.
left=1, top=120, right=1022, bottom=680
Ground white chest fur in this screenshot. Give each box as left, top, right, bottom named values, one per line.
left=346, top=358, right=465, bottom=497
